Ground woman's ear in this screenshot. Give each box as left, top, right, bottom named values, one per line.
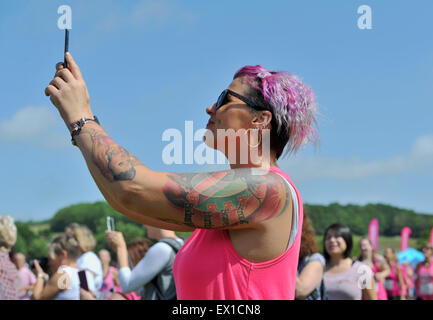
left=252, top=110, right=272, bottom=128
left=60, top=249, right=68, bottom=260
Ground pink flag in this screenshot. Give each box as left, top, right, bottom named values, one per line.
left=400, top=227, right=412, bottom=251
left=429, top=228, right=433, bottom=247
left=368, top=219, right=379, bottom=251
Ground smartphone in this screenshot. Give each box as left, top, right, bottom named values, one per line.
left=78, top=270, right=89, bottom=291
left=64, top=29, right=69, bottom=68
left=106, top=216, right=115, bottom=231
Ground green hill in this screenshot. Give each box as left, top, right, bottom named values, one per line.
left=12, top=201, right=433, bottom=260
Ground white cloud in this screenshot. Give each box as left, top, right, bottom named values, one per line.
left=280, top=135, right=433, bottom=181
left=0, top=106, right=69, bottom=149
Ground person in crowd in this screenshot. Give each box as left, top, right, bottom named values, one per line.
left=106, top=225, right=184, bottom=300
left=402, top=261, right=415, bottom=299
left=66, top=223, right=103, bottom=295
left=323, top=223, right=376, bottom=300
left=357, top=238, right=390, bottom=300
left=384, top=247, right=406, bottom=300
left=13, top=252, right=37, bottom=300
left=415, top=243, right=433, bottom=300
left=295, top=212, right=326, bottom=300
left=32, top=233, right=94, bottom=300
left=98, top=249, right=120, bottom=299
left=47, top=55, right=318, bottom=299
left=0, top=214, right=20, bottom=300
left=81, top=239, right=148, bottom=300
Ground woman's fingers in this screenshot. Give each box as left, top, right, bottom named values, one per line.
left=56, top=69, right=75, bottom=83
left=65, top=52, right=83, bottom=80
left=56, top=62, right=64, bottom=71
left=45, top=84, right=59, bottom=97
left=49, top=76, right=67, bottom=90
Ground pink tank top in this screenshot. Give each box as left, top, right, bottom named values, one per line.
left=385, top=264, right=406, bottom=298
left=173, top=167, right=303, bottom=300
left=100, top=266, right=116, bottom=294
left=416, top=262, right=433, bottom=300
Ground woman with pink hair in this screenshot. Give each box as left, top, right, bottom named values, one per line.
left=45, top=53, right=318, bottom=299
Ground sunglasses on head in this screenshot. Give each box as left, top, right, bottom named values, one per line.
left=215, top=89, right=267, bottom=111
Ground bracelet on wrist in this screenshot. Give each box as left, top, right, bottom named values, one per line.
left=70, top=116, right=100, bottom=146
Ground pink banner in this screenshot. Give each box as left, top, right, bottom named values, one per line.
left=368, top=219, right=379, bottom=251
left=400, top=227, right=412, bottom=251
left=430, top=228, right=433, bottom=247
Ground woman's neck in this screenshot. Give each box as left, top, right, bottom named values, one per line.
left=362, top=251, right=373, bottom=263
left=328, top=255, right=350, bottom=268
left=102, top=263, right=110, bottom=276
left=229, top=155, right=278, bottom=170
left=61, top=259, right=78, bottom=268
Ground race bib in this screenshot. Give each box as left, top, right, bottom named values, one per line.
left=385, top=279, right=394, bottom=291
left=420, top=279, right=433, bottom=295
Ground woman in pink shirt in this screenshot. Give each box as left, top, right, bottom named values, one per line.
left=357, top=238, right=390, bottom=300
left=415, top=243, right=433, bottom=300
left=46, top=54, right=318, bottom=299
left=384, top=248, right=406, bottom=300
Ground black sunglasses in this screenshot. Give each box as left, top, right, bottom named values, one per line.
left=215, top=89, right=267, bottom=111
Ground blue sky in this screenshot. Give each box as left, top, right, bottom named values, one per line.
left=0, top=0, right=432, bottom=221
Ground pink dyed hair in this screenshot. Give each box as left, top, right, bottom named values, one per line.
left=234, top=65, right=318, bottom=157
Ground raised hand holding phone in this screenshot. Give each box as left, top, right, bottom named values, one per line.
left=57, top=5, right=71, bottom=68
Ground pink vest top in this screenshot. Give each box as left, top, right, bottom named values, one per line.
left=173, top=167, right=303, bottom=300
left=385, top=264, right=406, bottom=297
left=100, top=266, right=116, bottom=294
left=416, top=262, right=433, bottom=300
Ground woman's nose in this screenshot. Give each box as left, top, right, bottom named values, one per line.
left=206, top=104, right=215, bottom=116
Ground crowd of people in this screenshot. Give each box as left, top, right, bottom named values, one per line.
left=0, top=214, right=182, bottom=300
left=1, top=212, right=432, bottom=300
left=295, top=212, right=433, bottom=300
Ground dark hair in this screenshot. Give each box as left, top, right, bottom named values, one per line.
left=323, top=223, right=353, bottom=262
left=127, top=239, right=150, bottom=268
left=299, top=211, right=319, bottom=261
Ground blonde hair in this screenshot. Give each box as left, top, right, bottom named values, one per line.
left=65, top=223, right=95, bottom=252
left=48, top=233, right=81, bottom=261
left=0, top=214, right=17, bottom=251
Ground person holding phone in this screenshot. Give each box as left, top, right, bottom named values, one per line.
left=46, top=54, right=318, bottom=299
left=32, top=233, right=94, bottom=300
left=106, top=225, right=183, bottom=300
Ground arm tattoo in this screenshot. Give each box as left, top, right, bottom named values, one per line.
left=83, top=127, right=144, bottom=182
left=162, top=169, right=289, bottom=229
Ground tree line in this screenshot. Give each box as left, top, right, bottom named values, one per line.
left=12, top=201, right=433, bottom=259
